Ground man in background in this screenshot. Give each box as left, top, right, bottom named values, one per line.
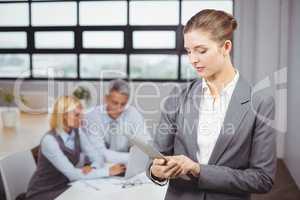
left=81, top=79, right=149, bottom=164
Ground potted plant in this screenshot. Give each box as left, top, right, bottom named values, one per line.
left=0, top=89, right=18, bottom=128
left=72, top=85, right=91, bottom=108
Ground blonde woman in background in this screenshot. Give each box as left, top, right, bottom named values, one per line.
left=26, top=96, right=125, bottom=200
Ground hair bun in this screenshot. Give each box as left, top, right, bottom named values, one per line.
left=231, top=18, right=238, bottom=31
left=183, top=9, right=237, bottom=43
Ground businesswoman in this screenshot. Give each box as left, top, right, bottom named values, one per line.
left=148, top=9, right=276, bottom=200
left=26, top=96, right=125, bottom=200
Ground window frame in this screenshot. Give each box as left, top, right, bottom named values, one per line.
left=0, top=0, right=234, bottom=82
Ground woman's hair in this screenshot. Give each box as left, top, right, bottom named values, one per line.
left=183, top=9, right=237, bottom=45
left=50, top=96, right=81, bottom=132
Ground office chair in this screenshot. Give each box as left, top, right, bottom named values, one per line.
left=0, top=150, right=36, bottom=200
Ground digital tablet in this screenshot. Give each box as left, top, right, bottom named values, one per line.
left=126, top=135, right=191, bottom=180
left=126, top=135, right=167, bottom=161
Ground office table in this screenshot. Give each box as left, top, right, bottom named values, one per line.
left=56, top=173, right=168, bottom=200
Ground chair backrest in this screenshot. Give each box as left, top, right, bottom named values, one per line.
left=0, top=150, right=36, bottom=200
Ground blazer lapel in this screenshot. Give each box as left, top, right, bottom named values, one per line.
left=208, top=77, right=251, bottom=165
left=184, top=80, right=202, bottom=162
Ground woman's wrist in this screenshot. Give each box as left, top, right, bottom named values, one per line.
left=150, top=165, right=167, bottom=182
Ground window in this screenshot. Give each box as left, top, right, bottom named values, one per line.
left=0, top=3, right=29, bottom=27
left=0, top=0, right=233, bottom=81
left=35, top=31, right=74, bottom=49
left=0, top=54, right=30, bottom=78
left=79, top=1, right=127, bottom=26
left=0, top=32, right=27, bottom=49
left=31, top=2, right=77, bottom=26
left=181, top=0, right=233, bottom=25
left=129, top=1, right=179, bottom=25
left=132, top=31, right=176, bottom=49
left=82, top=31, right=124, bottom=49
left=130, top=54, right=178, bottom=79
left=80, top=54, right=127, bottom=79
left=32, top=54, right=77, bottom=78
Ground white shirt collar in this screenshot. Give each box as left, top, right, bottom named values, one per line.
left=58, top=129, right=75, bottom=144
left=201, top=69, right=239, bottom=95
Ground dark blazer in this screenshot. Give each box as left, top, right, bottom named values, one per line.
left=26, top=129, right=81, bottom=200
left=147, top=76, right=276, bottom=200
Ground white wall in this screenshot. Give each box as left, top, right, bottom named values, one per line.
left=234, top=0, right=287, bottom=158
left=285, top=0, right=300, bottom=188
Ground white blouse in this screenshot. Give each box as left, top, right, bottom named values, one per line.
left=196, top=70, right=240, bottom=164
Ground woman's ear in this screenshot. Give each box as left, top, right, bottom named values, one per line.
left=223, top=40, right=232, bottom=56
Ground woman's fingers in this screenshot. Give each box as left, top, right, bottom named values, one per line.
left=81, top=166, right=93, bottom=174
left=153, top=158, right=167, bottom=165
left=156, top=159, right=182, bottom=179
left=151, top=157, right=188, bottom=179
left=170, top=165, right=183, bottom=179
left=164, top=164, right=181, bottom=179
left=117, top=164, right=126, bottom=172
left=152, top=155, right=198, bottom=179
left=109, top=163, right=127, bottom=176
left=162, top=159, right=179, bottom=173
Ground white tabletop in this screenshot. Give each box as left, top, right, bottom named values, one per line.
left=56, top=173, right=167, bottom=200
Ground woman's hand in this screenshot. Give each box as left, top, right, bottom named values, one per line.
left=150, top=158, right=183, bottom=180
left=81, top=165, right=93, bottom=174
left=170, top=155, right=200, bottom=177
left=109, top=163, right=126, bottom=176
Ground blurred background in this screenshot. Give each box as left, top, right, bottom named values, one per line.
left=0, top=0, right=299, bottom=199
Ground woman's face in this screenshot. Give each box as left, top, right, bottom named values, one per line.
left=64, top=105, right=83, bottom=129
left=184, top=29, right=227, bottom=79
